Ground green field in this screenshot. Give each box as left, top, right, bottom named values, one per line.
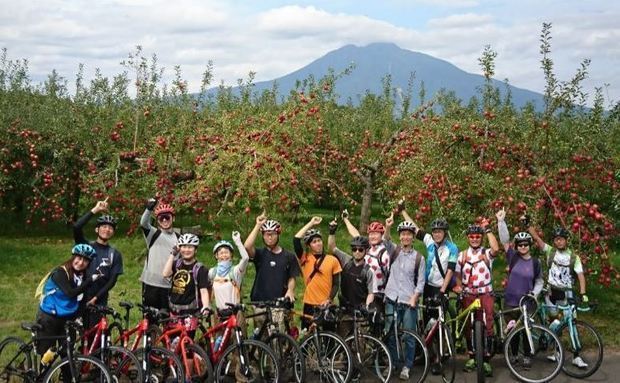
left=1, top=214, right=618, bottom=349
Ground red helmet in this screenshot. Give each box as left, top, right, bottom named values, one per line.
left=367, top=221, right=385, bottom=234
left=154, top=203, right=175, bottom=217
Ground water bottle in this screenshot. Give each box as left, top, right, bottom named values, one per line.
left=424, top=318, right=437, bottom=334
left=170, top=336, right=180, bottom=351
left=214, top=335, right=223, bottom=352
left=41, top=347, right=57, bottom=366
left=549, top=319, right=561, bottom=333
left=505, top=319, right=516, bottom=334
left=252, top=327, right=260, bottom=340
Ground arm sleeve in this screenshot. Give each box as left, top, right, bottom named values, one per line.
left=73, top=211, right=93, bottom=244
left=532, top=261, right=544, bottom=296
left=95, top=273, right=119, bottom=301
left=447, top=243, right=458, bottom=271
left=51, top=268, right=91, bottom=298
left=234, top=236, right=250, bottom=278
left=330, top=274, right=340, bottom=301
left=333, top=248, right=352, bottom=266
left=287, top=252, right=301, bottom=278
left=293, top=237, right=304, bottom=258
left=140, top=209, right=154, bottom=237
left=498, top=219, right=510, bottom=244
left=365, top=268, right=374, bottom=293
left=197, top=266, right=211, bottom=290
left=415, top=258, right=426, bottom=295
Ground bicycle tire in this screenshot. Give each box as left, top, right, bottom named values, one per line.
left=215, top=338, right=280, bottom=382
left=504, top=323, right=564, bottom=383
left=265, top=332, right=306, bottom=383
left=134, top=346, right=184, bottom=383
left=91, top=345, right=144, bottom=383
left=0, top=337, right=33, bottom=381
left=474, top=320, right=485, bottom=383
left=556, top=319, right=603, bottom=378
left=300, top=331, right=352, bottom=383
left=431, top=325, right=456, bottom=383
left=344, top=333, right=392, bottom=382
left=43, top=354, right=113, bottom=383
left=388, top=328, right=429, bottom=383
left=183, top=343, right=214, bottom=383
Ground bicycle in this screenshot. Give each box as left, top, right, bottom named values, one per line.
left=80, top=305, right=143, bottom=382
left=382, top=299, right=429, bottom=383
left=491, top=292, right=564, bottom=383
left=536, top=289, right=603, bottom=378
left=108, top=303, right=185, bottom=383
left=154, top=309, right=214, bottom=382
left=0, top=320, right=112, bottom=382
left=197, top=302, right=280, bottom=382
left=246, top=297, right=306, bottom=382
left=417, top=295, right=456, bottom=383
left=294, top=305, right=353, bottom=383
left=340, top=306, right=392, bottom=382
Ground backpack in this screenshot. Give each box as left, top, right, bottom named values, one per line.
left=35, top=266, right=69, bottom=302
left=148, top=229, right=181, bottom=249
left=389, top=245, right=422, bottom=286
left=169, top=259, right=205, bottom=311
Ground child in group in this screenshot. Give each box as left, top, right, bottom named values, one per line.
left=209, top=231, right=249, bottom=310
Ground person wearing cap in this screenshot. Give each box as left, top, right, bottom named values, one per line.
left=140, top=198, right=179, bottom=311
left=73, top=200, right=123, bottom=329
left=294, top=216, right=342, bottom=330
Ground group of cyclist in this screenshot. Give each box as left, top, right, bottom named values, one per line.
left=35, top=196, right=590, bottom=380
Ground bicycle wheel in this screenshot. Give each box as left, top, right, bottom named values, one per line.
left=556, top=319, right=603, bottom=378
left=265, top=333, right=305, bottom=382
left=504, top=323, right=563, bottom=383
left=430, top=325, right=456, bottom=383
left=344, top=333, right=392, bottom=382
left=134, top=346, right=184, bottom=383
left=183, top=343, right=214, bottom=383
left=387, top=329, right=428, bottom=383
left=0, top=337, right=33, bottom=382
left=43, top=354, right=113, bottom=382
left=92, top=345, right=143, bottom=383
left=474, top=320, right=485, bottom=383
left=215, top=339, right=279, bottom=382
left=300, top=331, right=352, bottom=383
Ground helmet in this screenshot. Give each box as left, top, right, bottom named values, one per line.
left=154, top=203, right=175, bottom=217
left=96, top=215, right=117, bottom=228
left=466, top=225, right=485, bottom=235
left=213, top=240, right=234, bottom=254
left=260, top=219, right=282, bottom=234
left=350, top=236, right=370, bottom=249
left=367, top=221, right=385, bottom=234
left=430, top=218, right=449, bottom=231
left=514, top=232, right=533, bottom=245
left=178, top=233, right=200, bottom=247
left=397, top=221, right=416, bottom=233
left=303, top=229, right=322, bottom=244
left=552, top=226, right=570, bottom=239
left=72, top=243, right=96, bottom=261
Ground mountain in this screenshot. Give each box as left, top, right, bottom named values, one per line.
left=212, top=42, right=545, bottom=110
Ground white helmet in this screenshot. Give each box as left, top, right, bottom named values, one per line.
left=178, top=233, right=199, bottom=247
left=397, top=221, right=416, bottom=233
left=260, top=219, right=282, bottom=234
left=513, top=232, right=533, bottom=245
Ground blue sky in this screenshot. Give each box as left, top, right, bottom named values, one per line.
left=0, top=0, right=618, bottom=105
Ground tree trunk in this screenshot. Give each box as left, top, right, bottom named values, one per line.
left=359, top=173, right=374, bottom=234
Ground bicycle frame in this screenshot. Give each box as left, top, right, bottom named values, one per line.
left=81, top=314, right=109, bottom=356
left=537, top=295, right=591, bottom=353
left=419, top=299, right=453, bottom=359
left=198, top=310, right=244, bottom=365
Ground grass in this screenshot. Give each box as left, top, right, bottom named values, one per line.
left=1, top=213, right=619, bottom=350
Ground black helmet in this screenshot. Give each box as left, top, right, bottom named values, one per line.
left=96, top=215, right=117, bottom=228
left=350, top=236, right=370, bottom=249
left=303, top=229, right=322, bottom=245
left=466, top=225, right=484, bottom=235
left=430, top=218, right=449, bottom=231
left=552, top=226, right=570, bottom=239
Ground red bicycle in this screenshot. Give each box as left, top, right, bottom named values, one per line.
left=80, top=305, right=143, bottom=382
left=197, top=303, right=280, bottom=382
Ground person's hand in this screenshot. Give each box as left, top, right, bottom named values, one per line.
left=145, top=197, right=158, bottom=211
left=256, top=211, right=267, bottom=226
left=311, top=216, right=322, bottom=226
left=452, top=285, right=462, bottom=294
left=581, top=294, right=589, bottom=304
left=87, top=297, right=97, bottom=306
left=320, top=299, right=331, bottom=308
left=200, top=307, right=212, bottom=316
left=480, top=217, right=491, bottom=230
left=341, top=209, right=349, bottom=220
left=232, top=231, right=241, bottom=242
left=385, top=212, right=394, bottom=227
left=92, top=199, right=109, bottom=214
left=171, top=245, right=179, bottom=257
left=408, top=295, right=418, bottom=308
left=520, top=214, right=531, bottom=229
left=285, top=290, right=296, bottom=303
left=396, top=198, right=406, bottom=214
left=328, top=219, right=338, bottom=235
left=495, top=207, right=506, bottom=222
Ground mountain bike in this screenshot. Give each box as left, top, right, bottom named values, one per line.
left=0, top=320, right=112, bottom=382
left=536, top=289, right=603, bottom=378
left=246, top=297, right=306, bottom=382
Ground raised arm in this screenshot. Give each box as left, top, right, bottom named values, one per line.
left=327, top=219, right=338, bottom=254
left=232, top=231, right=250, bottom=275
left=294, top=216, right=322, bottom=257
left=341, top=209, right=361, bottom=237
left=244, top=211, right=267, bottom=258
left=383, top=213, right=394, bottom=242
left=496, top=208, right=511, bottom=252
left=140, top=197, right=158, bottom=234
left=525, top=215, right=546, bottom=250
left=74, top=200, right=109, bottom=243
left=481, top=217, right=500, bottom=254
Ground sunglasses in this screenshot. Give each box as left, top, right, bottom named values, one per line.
left=468, top=234, right=482, bottom=240
left=157, top=214, right=172, bottom=222
left=351, top=247, right=366, bottom=253
left=516, top=243, right=530, bottom=248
